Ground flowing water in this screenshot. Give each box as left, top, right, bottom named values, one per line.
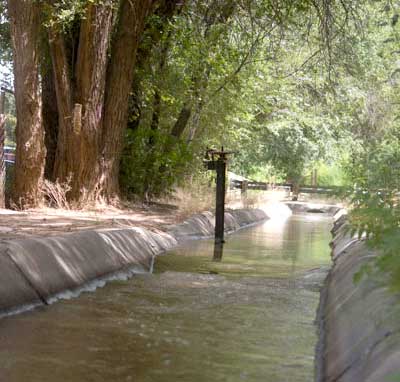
left=0, top=213, right=333, bottom=382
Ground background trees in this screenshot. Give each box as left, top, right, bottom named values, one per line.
left=1, top=0, right=400, bottom=212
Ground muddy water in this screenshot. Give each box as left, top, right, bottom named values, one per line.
left=0, top=214, right=332, bottom=382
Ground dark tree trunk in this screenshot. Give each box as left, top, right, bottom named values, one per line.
left=8, top=0, right=46, bottom=208
left=127, top=0, right=184, bottom=132
left=42, top=64, right=59, bottom=181
left=127, top=81, right=142, bottom=132
left=50, top=1, right=114, bottom=201
left=48, top=27, right=74, bottom=183
left=101, top=0, right=154, bottom=198
left=170, top=102, right=192, bottom=138
left=71, top=2, right=114, bottom=200
left=48, top=0, right=154, bottom=202
left=45, top=0, right=162, bottom=203
left=150, top=90, right=162, bottom=133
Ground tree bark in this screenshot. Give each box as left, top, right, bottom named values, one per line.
left=49, top=1, right=114, bottom=201
left=48, top=27, right=74, bottom=183
left=42, top=62, right=59, bottom=181
left=101, top=0, right=154, bottom=198
left=187, top=95, right=205, bottom=143
left=46, top=0, right=160, bottom=202
left=171, top=102, right=192, bottom=138
left=71, top=2, right=114, bottom=199
left=8, top=0, right=46, bottom=208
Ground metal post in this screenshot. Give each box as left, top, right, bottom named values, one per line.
left=215, top=156, right=226, bottom=243
left=204, top=147, right=234, bottom=246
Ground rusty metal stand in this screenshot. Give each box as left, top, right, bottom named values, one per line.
left=204, top=147, right=234, bottom=245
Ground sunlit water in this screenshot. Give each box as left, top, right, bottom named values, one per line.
left=0, top=214, right=333, bottom=382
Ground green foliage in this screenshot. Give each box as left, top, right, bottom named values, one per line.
left=120, top=127, right=193, bottom=198
left=120, top=0, right=370, bottom=198
left=42, top=0, right=100, bottom=30
left=0, top=0, right=12, bottom=86
left=348, top=135, right=400, bottom=288
left=341, top=0, right=400, bottom=286
left=3, top=92, right=16, bottom=146
left=0, top=1, right=11, bottom=63
left=387, top=374, right=400, bottom=382
left=307, top=162, right=349, bottom=187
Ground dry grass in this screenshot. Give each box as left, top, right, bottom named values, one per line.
left=40, top=178, right=124, bottom=212
left=41, top=179, right=72, bottom=209
left=157, top=184, right=215, bottom=220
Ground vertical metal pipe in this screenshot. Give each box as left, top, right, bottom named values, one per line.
left=215, top=157, right=226, bottom=243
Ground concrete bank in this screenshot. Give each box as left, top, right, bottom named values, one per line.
left=318, top=210, right=400, bottom=382
left=0, top=208, right=267, bottom=316
left=285, top=201, right=340, bottom=216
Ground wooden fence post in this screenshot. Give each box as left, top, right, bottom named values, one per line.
left=310, top=169, right=318, bottom=193
left=241, top=180, right=248, bottom=198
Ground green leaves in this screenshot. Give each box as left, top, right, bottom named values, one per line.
left=120, top=127, right=192, bottom=198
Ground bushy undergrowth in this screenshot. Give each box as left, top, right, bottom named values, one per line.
left=120, top=127, right=194, bottom=200
left=348, top=138, right=400, bottom=289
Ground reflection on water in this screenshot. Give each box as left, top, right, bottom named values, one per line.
left=213, top=242, right=224, bottom=262
left=0, top=214, right=332, bottom=382
left=157, top=214, right=332, bottom=279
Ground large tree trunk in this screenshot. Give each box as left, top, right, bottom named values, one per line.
left=48, top=27, right=74, bottom=183
left=42, top=63, right=59, bottom=181
left=8, top=0, right=45, bottom=208
left=49, top=0, right=154, bottom=202
left=50, top=1, right=114, bottom=201
left=71, top=2, right=114, bottom=200
left=171, top=102, right=192, bottom=138
left=101, top=0, right=154, bottom=198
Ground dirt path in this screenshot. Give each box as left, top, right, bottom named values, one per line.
left=0, top=203, right=183, bottom=242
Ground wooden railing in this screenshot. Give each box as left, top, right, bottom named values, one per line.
left=229, top=179, right=343, bottom=195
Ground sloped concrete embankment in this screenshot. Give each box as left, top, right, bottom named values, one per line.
left=285, top=201, right=340, bottom=215
left=0, top=208, right=267, bottom=316
left=318, top=210, right=400, bottom=382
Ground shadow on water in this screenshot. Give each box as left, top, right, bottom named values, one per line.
left=0, top=213, right=333, bottom=382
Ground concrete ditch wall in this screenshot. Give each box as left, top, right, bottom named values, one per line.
left=285, top=201, right=340, bottom=216
left=168, top=208, right=267, bottom=241
left=0, top=208, right=267, bottom=316
left=318, top=210, right=400, bottom=382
